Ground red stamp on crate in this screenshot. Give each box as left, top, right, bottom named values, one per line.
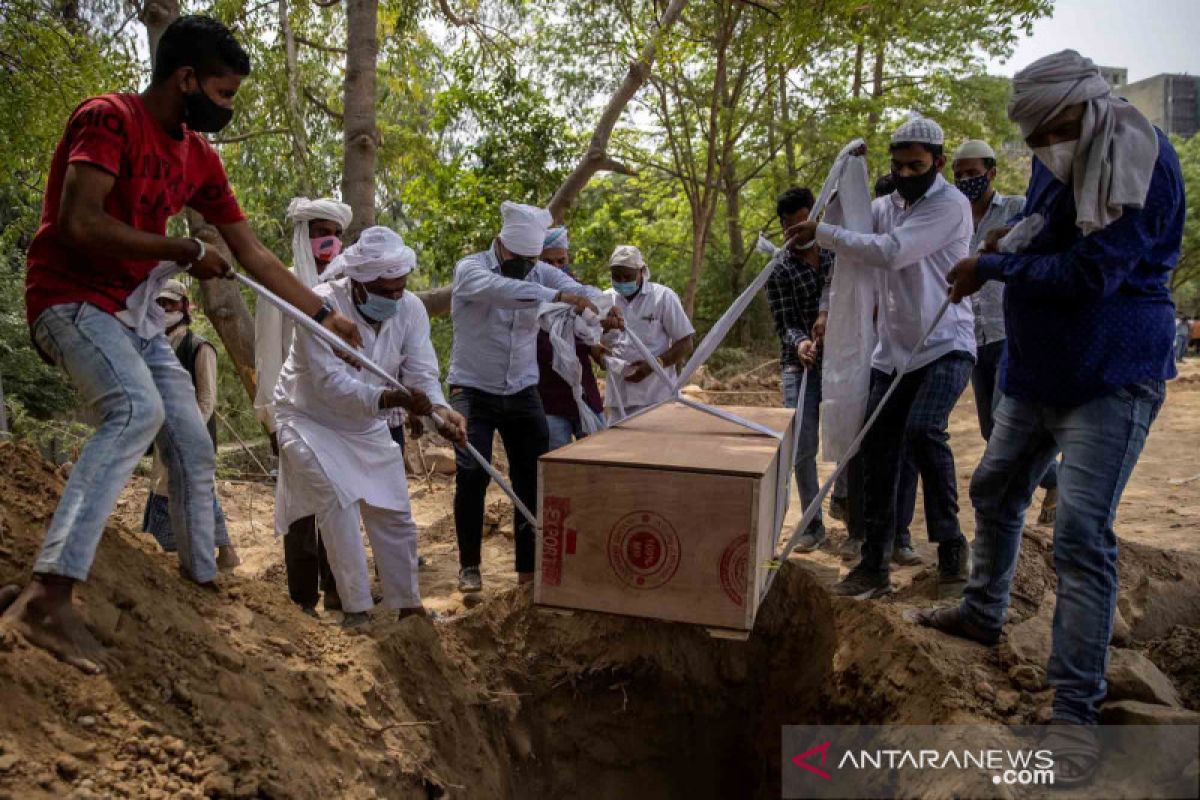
left=607, top=511, right=681, bottom=590
left=719, top=534, right=749, bottom=606
left=541, top=496, right=572, bottom=586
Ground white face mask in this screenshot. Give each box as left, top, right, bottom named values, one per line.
left=1033, top=140, right=1077, bottom=184
left=163, top=311, right=185, bottom=329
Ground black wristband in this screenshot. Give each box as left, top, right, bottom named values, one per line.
left=312, top=299, right=334, bottom=324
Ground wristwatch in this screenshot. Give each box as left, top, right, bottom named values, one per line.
left=188, top=237, right=206, bottom=265
left=312, top=299, right=334, bottom=324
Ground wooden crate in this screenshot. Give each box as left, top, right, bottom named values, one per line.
left=535, top=401, right=796, bottom=634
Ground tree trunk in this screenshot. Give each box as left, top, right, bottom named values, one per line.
left=778, top=66, right=795, bottom=182
left=867, top=39, right=885, bottom=129
left=342, top=0, right=378, bottom=243
left=851, top=40, right=864, bottom=99
left=142, top=0, right=259, bottom=403
left=722, top=159, right=747, bottom=344
left=547, top=0, right=690, bottom=223
left=280, top=0, right=313, bottom=195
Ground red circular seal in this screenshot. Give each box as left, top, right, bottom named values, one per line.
left=719, top=535, right=749, bottom=607
left=607, top=511, right=681, bottom=590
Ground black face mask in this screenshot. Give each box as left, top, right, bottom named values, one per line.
left=500, top=256, right=535, bottom=280
left=892, top=166, right=939, bottom=204
left=183, top=89, right=234, bottom=133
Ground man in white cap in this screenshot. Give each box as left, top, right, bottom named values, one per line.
left=140, top=279, right=240, bottom=571
left=947, top=141, right=1059, bottom=528
left=919, top=51, right=1183, bottom=761
left=448, top=202, right=607, bottom=592
left=255, top=196, right=353, bottom=614
left=602, top=244, right=695, bottom=421
left=274, top=226, right=466, bottom=625
left=789, top=115, right=975, bottom=600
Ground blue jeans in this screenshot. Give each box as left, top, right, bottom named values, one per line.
left=546, top=414, right=582, bottom=451
left=972, top=339, right=1057, bottom=489
left=142, top=492, right=230, bottom=552
left=782, top=368, right=824, bottom=536
left=960, top=381, right=1165, bottom=724
left=859, top=352, right=973, bottom=573
left=32, top=303, right=218, bottom=583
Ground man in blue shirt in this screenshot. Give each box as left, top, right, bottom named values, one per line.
left=914, top=50, right=1183, bottom=771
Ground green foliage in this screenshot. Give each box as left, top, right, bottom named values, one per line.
left=1171, top=134, right=1200, bottom=314
left=2, top=0, right=1057, bottom=433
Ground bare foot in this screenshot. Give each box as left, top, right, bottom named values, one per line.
left=0, top=578, right=120, bottom=674
left=216, top=545, right=241, bottom=572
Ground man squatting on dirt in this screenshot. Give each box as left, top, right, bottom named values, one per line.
left=272, top=226, right=467, bottom=626
left=0, top=15, right=362, bottom=674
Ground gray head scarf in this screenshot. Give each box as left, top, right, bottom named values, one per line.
left=1008, top=49, right=1158, bottom=234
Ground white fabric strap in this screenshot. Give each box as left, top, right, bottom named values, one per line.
left=676, top=396, right=782, bottom=439
left=234, top=273, right=539, bottom=532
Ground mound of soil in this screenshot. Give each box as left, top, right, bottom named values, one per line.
left=2, top=440, right=1199, bottom=799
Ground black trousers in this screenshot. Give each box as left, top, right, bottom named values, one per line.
left=283, top=516, right=336, bottom=607
left=450, top=386, right=548, bottom=573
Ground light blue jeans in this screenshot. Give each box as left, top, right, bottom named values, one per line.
left=782, top=368, right=824, bottom=536
left=960, top=380, right=1165, bottom=724
left=32, top=303, right=218, bottom=583
left=546, top=414, right=582, bottom=451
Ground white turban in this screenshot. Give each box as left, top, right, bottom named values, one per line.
left=543, top=226, right=569, bottom=252
left=1008, top=49, right=1158, bottom=233
left=286, top=197, right=353, bottom=287
left=953, top=139, right=996, bottom=161
left=498, top=201, right=552, bottom=257
left=891, top=114, right=944, bottom=146
left=158, top=278, right=188, bottom=302
left=321, top=226, right=416, bottom=283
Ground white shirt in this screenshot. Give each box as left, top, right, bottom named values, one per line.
left=447, top=244, right=601, bottom=395
left=816, top=174, right=975, bottom=372
left=272, top=279, right=445, bottom=528
left=602, top=281, right=695, bottom=408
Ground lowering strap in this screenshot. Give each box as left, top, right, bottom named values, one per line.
left=235, top=273, right=540, bottom=531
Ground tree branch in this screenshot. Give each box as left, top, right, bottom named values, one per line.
left=304, top=88, right=343, bottom=121
left=547, top=0, right=690, bottom=223
left=211, top=127, right=288, bottom=144
left=295, top=33, right=346, bottom=54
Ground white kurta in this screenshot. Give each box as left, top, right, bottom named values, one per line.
left=272, top=279, right=447, bottom=534
left=602, top=282, right=695, bottom=409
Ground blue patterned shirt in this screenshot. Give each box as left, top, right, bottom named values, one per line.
left=976, top=129, right=1184, bottom=407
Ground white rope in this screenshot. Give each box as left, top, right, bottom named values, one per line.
left=233, top=273, right=539, bottom=531
left=760, top=295, right=954, bottom=599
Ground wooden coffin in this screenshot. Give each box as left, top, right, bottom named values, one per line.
left=535, top=401, right=796, bottom=634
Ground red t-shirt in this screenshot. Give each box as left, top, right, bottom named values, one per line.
left=24, top=93, right=246, bottom=328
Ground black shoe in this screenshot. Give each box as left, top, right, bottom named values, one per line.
left=795, top=525, right=827, bottom=553
left=903, top=606, right=1000, bottom=646
left=829, top=495, right=848, bottom=522
left=937, top=537, right=970, bottom=599
left=833, top=566, right=891, bottom=599
left=458, top=566, right=482, bottom=593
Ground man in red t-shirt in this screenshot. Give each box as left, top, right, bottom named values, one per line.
left=0, top=15, right=361, bottom=674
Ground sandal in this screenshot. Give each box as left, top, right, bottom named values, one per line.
left=1040, top=722, right=1101, bottom=789
left=903, top=606, right=1001, bottom=646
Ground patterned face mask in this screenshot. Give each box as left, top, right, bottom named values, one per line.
left=955, top=173, right=991, bottom=202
